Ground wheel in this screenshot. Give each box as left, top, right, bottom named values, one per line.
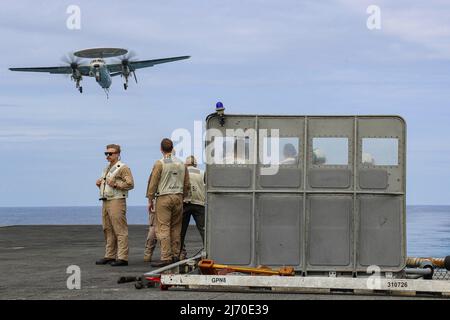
left=123, top=83, right=128, bottom=90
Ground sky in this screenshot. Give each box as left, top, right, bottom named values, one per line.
left=1, top=0, right=450, bottom=206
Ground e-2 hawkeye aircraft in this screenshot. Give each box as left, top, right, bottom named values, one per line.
left=9, top=48, right=190, bottom=97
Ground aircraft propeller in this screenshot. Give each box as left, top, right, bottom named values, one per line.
left=114, top=50, right=138, bottom=89
left=61, top=53, right=83, bottom=93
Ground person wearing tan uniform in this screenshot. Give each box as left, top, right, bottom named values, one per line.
left=95, top=144, right=134, bottom=267
left=179, top=155, right=205, bottom=260
left=143, top=149, right=179, bottom=262
left=143, top=172, right=157, bottom=262
left=146, top=138, right=190, bottom=268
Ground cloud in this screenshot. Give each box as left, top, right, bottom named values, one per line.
left=339, top=0, right=450, bottom=59
left=1, top=1, right=450, bottom=205
left=0, top=103, right=21, bottom=108
left=0, top=126, right=99, bottom=142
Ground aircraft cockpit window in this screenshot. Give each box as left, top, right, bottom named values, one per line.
left=312, top=137, right=348, bottom=165
left=362, top=138, right=398, bottom=166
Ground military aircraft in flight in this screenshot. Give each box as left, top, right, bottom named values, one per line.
left=9, top=48, right=190, bottom=96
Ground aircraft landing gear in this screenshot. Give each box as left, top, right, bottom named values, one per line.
left=123, top=75, right=129, bottom=90
left=75, top=78, right=82, bottom=93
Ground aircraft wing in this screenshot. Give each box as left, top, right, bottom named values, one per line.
left=9, top=66, right=91, bottom=76
left=106, top=56, right=190, bottom=73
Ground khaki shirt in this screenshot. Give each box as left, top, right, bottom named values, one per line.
left=146, top=158, right=190, bottom=201
left=104, top=163, right=135, bottom=191
left=184, top=166, right=206, bottom=206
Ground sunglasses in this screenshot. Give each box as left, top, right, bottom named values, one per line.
left=104, top=152, right=117, bottom=156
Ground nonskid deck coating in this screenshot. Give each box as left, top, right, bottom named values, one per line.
left=0, top=225, right=445, bottom=300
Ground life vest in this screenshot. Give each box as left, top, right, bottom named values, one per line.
left=184, top=166, right=205, bottom=206
left=99, top=161, right=128, bottom=200
left=156, top=156, right=185, bottom=196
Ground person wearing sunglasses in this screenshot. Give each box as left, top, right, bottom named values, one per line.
left=95, top=144, right=134, bottom=267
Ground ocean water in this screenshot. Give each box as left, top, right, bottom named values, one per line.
left=0, top=205, right=449, bottom=257
left=406, top=206, right=450, bottom=257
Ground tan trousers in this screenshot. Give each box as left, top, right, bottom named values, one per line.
left=144, top=212, right=157, bottom=259
left=102, top=199, right=129, bottom=261
left=155, top=194, right=183, bottom=261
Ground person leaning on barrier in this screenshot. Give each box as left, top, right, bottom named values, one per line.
left=179, top=156, right=206, bottom=260
left=146, top=138, right=190, bottom=268
left=95, top=144, right=134, bottom=267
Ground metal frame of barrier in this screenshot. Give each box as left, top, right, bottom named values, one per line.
left=205, top=114, right=406, bottom=274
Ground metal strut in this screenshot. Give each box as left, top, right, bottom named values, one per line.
left=198, top=259, right=295, bottom=276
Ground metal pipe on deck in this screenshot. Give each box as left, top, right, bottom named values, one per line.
left=406, top=256, right=450, bottom=271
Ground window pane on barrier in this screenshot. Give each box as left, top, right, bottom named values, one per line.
left=211, top=136, right=224, bottom=164
left=261, top=137, right=299, bottom=165
left=362, top=138, right=398, bottom=166
left=312, top=138, right=348, bottom=165
left=236, top=136, right=250, bottom=164
left=213, top=136, right=251, bottom=165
